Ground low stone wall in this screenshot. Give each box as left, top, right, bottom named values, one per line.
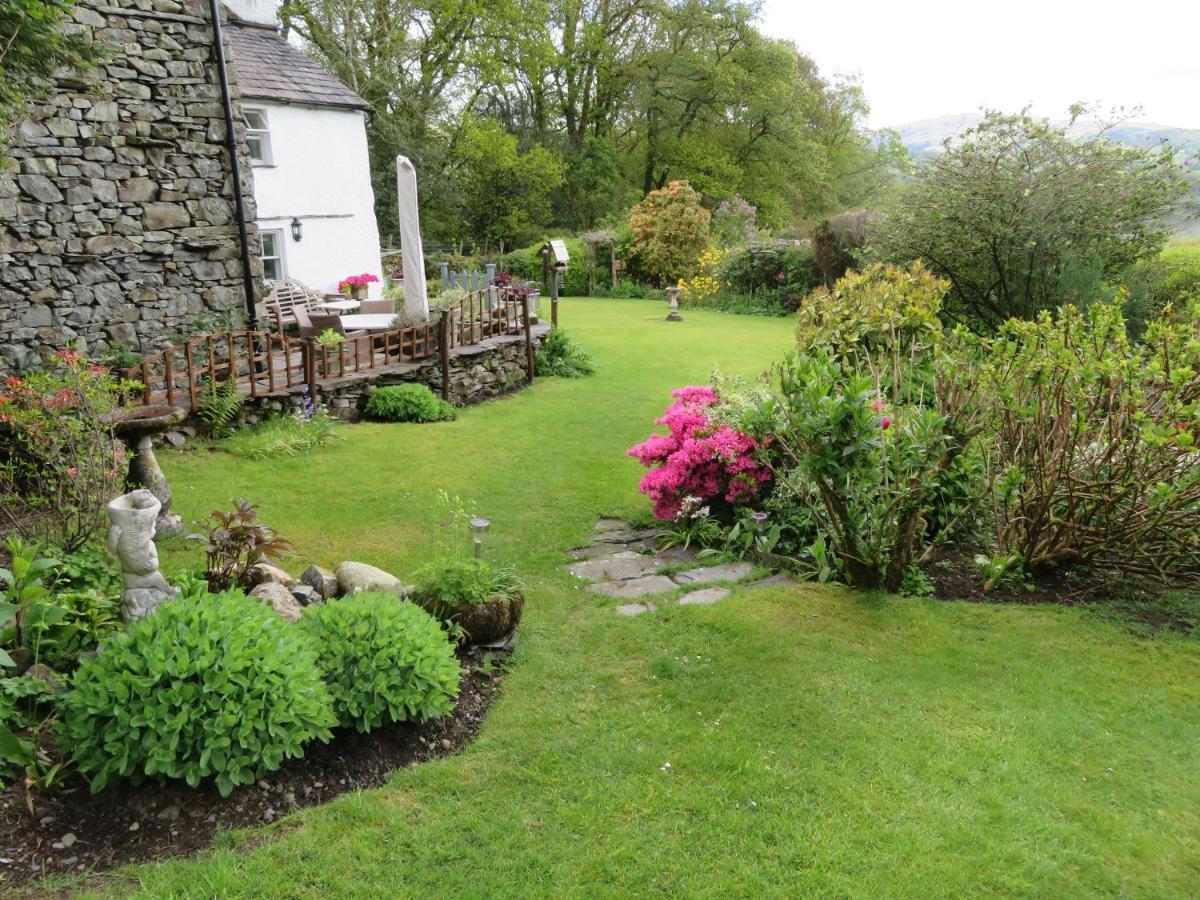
left=238, top=325, right=548, bottom=426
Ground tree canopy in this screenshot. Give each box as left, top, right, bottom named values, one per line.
left=281, top=0, right=899, bottom=249
left=870, top=110, right=1191, bottom=330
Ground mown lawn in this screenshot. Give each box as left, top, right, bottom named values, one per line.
left=81, top=298, right=1200, bottom=897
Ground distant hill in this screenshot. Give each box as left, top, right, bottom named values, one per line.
left=893, top=113, right=1200, bottom=159
left=892, top=114, right=1200, bottom=237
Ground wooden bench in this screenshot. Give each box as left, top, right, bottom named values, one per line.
left=264, top=278, right=328, bottom=333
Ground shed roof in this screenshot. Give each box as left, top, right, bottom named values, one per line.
left=225, top=21, right=371, bottom=113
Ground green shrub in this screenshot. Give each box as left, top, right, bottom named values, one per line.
left=498, top=237, right=590, bottom=295
left=221, top=411, right=342, bottom=460
left=719, top=244, right=822, bottom=310
left=977, top=301, right=1200, bottom=578
left=410, top=558, right=521, bottom=618
left=59, top=591, right=335, bottom=795
left=299, top=593, right=460, bottom=732
left=536, top=327, right=596, bottom=378
left=628, top=181, right=710, bottom=285
left=364, top=384, right=456, bottom=423
left=197, top=376, right=244, bottom=437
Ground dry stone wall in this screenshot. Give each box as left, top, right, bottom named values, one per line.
left=0, top=0, right=260, bottom=374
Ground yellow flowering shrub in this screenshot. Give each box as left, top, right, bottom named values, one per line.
left=678, top=247, right=727, bottom=307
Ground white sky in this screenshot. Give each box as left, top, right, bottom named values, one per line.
left=761, top=0, right=1200, bottom=129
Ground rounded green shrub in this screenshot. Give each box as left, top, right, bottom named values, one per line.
left=364, top=384, right=456, bottom=423
left=299, top=593, right=461, bottom=732
left=59, top=591, right=336, bottom=796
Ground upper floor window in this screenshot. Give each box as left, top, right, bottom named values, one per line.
left=243, top=108, right=272, bottom=164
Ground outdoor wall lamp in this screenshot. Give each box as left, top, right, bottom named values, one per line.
left=290, top=217, right=303, bottom=242
left=470, top=517, right=491, bottom=559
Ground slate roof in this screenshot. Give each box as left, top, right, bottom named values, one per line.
left=225, top=21, right=371, bottom=112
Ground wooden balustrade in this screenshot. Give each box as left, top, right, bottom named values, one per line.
left=125, top=285, right=536, bottom=413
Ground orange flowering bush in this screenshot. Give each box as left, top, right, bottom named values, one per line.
left=628, top=180, right=710, bottom=285
left=0, top=351, right=135, bottom=551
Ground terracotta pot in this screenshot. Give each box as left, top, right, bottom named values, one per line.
left=350, top=284, right=368, bottom=300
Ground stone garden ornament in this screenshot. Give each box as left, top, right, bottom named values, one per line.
left=106, top=489, right=180, bottom=621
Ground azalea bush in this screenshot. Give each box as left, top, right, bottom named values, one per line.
left=678, top=248, right=726, bottom=307
left=0, top=351, right=134, bottom=551
left=628, top=385, right=772, bottom=520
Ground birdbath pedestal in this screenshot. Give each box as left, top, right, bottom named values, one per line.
left=107, top=405, right=188, bottom=539
left=666, top=286, right=683, bottom=321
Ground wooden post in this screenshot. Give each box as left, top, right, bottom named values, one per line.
left=550, top=270, right=559, bottom=327
left=304, top=339, right=318, bottom=399
left=522, top=296, right=535, bottom=384
left=439, top=310, right=451, bottom=401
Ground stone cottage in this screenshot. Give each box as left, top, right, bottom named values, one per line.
left=0, top=0, right=382, bottom=375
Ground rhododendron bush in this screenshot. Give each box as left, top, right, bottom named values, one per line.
left=628, top=385, right=771, bottom=520
left=0, top=351, right=132, bottom=551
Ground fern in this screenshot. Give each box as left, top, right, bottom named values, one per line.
left=197, top=377, right=244, bottom=437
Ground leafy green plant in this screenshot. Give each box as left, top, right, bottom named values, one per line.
left=49, top=544, right=121, bottom=595
left=410, top=559, right=520, bottom=612
left=658, top=499, right=723, bottom=551
left=191, top=499, right=292, bottom=592
left=364, top=384, right=456, bottom=423
left=536, top=327, right=596, bottom=378
left=720, top=511, right=782, bottom=558
left=973, top=553, right=1027, bottom=593
left=0, top=538, right=63, bottom=668
left=299, top=593, right=461, bottom=732
left=221, top=411, right=342, bottom=460
left=628, top=180, right=711, bottom=285
left=197, top=376, right=245, bottom=438
left=0, top=674, right=67, bottom=800
left=314, top=328, right=345, bottom=346
left=898, top=565, right=935, bottom=598
left=59, top=591, right=336, bottom=796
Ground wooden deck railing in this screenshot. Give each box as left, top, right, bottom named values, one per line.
left=125, top=286, right=536, bottom=412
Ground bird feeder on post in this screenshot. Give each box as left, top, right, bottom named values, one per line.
left=541, top=239, right=569, bottom=327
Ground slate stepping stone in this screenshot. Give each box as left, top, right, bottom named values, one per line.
left=658, top=544, right=699, bottom=563
left=569, top=552, right=660, bottom=582
left=616, top=603, right=654, bottom=616
left=672, top=562, right=754, bottom=585
left=678, top=587, right=730, bottom=606
left=587, top=575, right=677, bottom=599
left=568, top=543, right=636, bottom=560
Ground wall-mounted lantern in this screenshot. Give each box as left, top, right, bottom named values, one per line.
left=290, top=217, right=303, bottom=242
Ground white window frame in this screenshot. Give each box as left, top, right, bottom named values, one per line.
left=243, top=107, right=272, bottom=165
left=260, top=228, right=286, bottom=283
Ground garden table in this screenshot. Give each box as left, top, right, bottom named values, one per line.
left=316, top=298, right=361, bottom=314
left=338, top=314, right=397, bottom=331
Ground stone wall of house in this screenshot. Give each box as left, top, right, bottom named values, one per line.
left=0, top=0, right=260, bottom=375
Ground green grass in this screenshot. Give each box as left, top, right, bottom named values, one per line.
left=80, top=298, right=1200, bottom=897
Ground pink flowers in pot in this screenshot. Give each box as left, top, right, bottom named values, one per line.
left=628, top=385, right=772, bottom=520
left=337, top=273, right=380, bottom=294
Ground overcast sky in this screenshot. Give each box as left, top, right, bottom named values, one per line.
left=761, top=0, right=1200, bottom=129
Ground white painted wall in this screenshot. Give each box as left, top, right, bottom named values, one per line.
left=248, top=102, right=384, bottom=299
left=224, top=0, right=276, bottom=27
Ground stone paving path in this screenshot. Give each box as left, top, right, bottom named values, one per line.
left=566, top=518, right=796, bottom=615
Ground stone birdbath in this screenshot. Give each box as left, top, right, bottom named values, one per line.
left=105, top=404, right=187, bottom=539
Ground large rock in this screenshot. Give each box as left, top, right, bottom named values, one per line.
left=26, top=663, right=64, bottom=693
left=247, top=562, right=296, bottom=589
left=300, top=564, right=338, bottom=600
left=249, top=582, right=304, bottom=622
left=335, top=561, right=408, bottom=597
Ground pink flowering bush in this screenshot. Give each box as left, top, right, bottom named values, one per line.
left=0, top=351, right=134, bottom=551
left=628, top=385, right=772, bottom=520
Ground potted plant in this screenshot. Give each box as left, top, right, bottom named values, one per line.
left=314, top=328, right=345, bottom=375
left=409, top=558, right=524, bottom=645
left=337, top=272, right=380, bottom=300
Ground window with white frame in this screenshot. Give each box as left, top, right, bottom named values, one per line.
left=243, top=108, right=272, bottom=164
left=260, top=229, right=285, bottom=283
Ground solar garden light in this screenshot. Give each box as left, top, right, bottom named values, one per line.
left=666, top=286, right=682, bottom=321
left=470, top=517, right=491, bottom=560
left=751, top=511, right=769, bottom=539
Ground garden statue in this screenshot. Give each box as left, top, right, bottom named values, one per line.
left=666, top=286, right=683, bottom=321
left=107, top=405, right=187, bottom=537
left=106, top=489, right=179, bottom=621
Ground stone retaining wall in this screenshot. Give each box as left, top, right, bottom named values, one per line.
left=0, top=0, right=259, bottom=375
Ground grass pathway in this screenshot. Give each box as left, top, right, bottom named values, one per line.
left=81, top=298, right=1200, bottom=897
